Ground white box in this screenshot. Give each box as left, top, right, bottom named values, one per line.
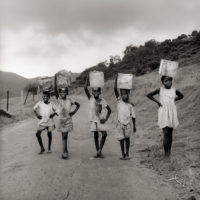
left=56, top=70, right=72, bottom=88
left=89, top=71, right=104, bottom=88
left=117, top=73, right=133, bottom=89
left=159, top=59, right=178, bottom=77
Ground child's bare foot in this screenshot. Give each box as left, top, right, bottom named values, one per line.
left=38, top=148, right=45, bottom=154
left=47, top=149, right=52, bottom=153
left=93, top=154, right=99, bottom=158
left=125, top=155, right=130, bottom=160
left=120, top=155, right=125, bottom=160
left=66, top=152, right=69, bottom=158
left=94, top=150, right=101, bottom=158
left=62, top=153, right=68, bottom=159
left=99, top=153, right=105, bottom=158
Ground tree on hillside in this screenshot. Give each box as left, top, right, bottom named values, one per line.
left=177, top=34, right=187, bottom=40
left=191, top=30, right=198, bottom=37
left=109, top=55, right=121, bottom=65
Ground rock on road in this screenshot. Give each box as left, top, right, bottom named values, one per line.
left=0, top=96, right=177, bottom=200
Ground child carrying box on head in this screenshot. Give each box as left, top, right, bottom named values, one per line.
left=55, top=70, right=80, bottom=159
left=147, top=59, right=184, bottom=157
left=114, top=74, right=136, bottom=160
left=84, top=71, right=111, bottom=158
left=33, top=88, right=57, bottom=154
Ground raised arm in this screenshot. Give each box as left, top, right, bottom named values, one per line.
left=84, top=75, right=91, bottom=99
left=54, top=75, right=59, bottom=99
left=132, top=117, right=136, bottom=132
left=175, top=90, right=184, bottom=101
left=146, top=88, right=162, bottom=107
left=100, top=105, right=112, bottom=124
left=69, top=102, right=80, bottom=116
left=114, top=76, right=119, bottom=99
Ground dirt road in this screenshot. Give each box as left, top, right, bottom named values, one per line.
left=0, top=96, right=177, bottom=200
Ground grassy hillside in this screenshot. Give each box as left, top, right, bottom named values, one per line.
left=0, top=71, right=29, bottom=98
left=75, top=30, right=200, bottom=86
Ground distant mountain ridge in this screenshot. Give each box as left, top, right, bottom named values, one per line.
left=0, top=71, right=80, bottom=98
left=0, top=71, right=29, bottom=98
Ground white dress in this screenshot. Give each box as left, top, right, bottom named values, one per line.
left=56, top=97, right=75, bottom=133
left=89, top=97, right=108, bottom=132
left=158, top=87, right=179, bottom=129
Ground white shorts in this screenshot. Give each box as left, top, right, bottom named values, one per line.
left=116, top=122, right=132, bottom=141
left=90, top=121, right=107, bottom=132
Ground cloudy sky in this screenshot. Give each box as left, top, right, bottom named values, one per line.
left=1, top=0, right=200, bottom=78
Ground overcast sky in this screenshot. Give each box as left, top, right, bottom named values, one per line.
left=1, top=0, right=200, bottom=78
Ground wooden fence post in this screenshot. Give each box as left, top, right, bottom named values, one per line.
left=6, top=90, right=9, bottom=111
left=21, top=90, right=24, bottom=104
left=24, top=89, right=30, bottom=105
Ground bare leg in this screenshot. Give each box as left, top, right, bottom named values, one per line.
left=163, top=127, right=173, bottom=157
left=120, top=139, right=125, bottom=159
left=125, top=138, right=130, bottom=159
left=36, top=130, right=45, bottom=154
left=98, top=131, right=107, bottom=158
left=62, top=132, right=68, bottom=159
left=47, top=131, right=52, bottom=151
left=94, top=131, right=99, bottom=153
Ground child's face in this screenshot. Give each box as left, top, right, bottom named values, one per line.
left=162, top=77, right=172, bottom=89
left=43, top=93, right=50, bottom=103
left=120, top=89, right=129, bottom=102
left=59, top=89, right=68, bottom=99
left=92, top=88, right=101, bottom=98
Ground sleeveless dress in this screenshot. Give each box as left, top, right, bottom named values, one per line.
left=56, top=97, right=75, bottom=133
left=158, top=87, right=179, bottom=129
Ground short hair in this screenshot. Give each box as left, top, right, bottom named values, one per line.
left=120, top=88, right=130, bottom=95
left=58, top=87, right=68, bottom=93
left=161, top=76, right=173, bottom=83
left=92, top=87, right=101, bottom=92
left=42, top=90, right=50, bottom=96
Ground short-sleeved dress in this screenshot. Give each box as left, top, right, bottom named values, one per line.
left=89, top=97, right=108, bottom=132
left=56, top=97, right=75, bottom=133
left=158, top=87, right=179, bottom=129
left=116, top=97, right=136, bottom=140
left=33, top=101, right=56, bottom=131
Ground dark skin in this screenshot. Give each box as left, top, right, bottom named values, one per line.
left=34, top=93, right=57, bottom=154
left=146, top=76, right=184, bottom=157
left=146, top=77, right=184, bottom=107
left=114, top=76, right=136, bottom=160
left=84, top=75, right=112, bottom=157
left=58, top=88, right=80, bottom=159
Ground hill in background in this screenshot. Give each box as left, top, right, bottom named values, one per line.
left=0, top=71, right=80, bottom=98
left=0, top=71, right=29, bottom=98
left=75, top=30, right=200, bottom=86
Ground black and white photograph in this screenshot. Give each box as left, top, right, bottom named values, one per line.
left=0, top=0, right=200, bottom=199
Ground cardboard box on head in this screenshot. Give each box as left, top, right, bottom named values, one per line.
left=89, top=71, right=104, bottom=88
left=159, top=59, right=179, bottom=77
left=55, top=70, right=72, bottom=88
left=117, top=73, right=133, bottom=90
left=38, top=77, right=53, bottom=92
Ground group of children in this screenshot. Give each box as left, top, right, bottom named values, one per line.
left=33, top=73, right=183, bottom=160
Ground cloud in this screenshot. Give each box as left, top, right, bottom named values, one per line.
left=2, top=0, right=200, bottom=36
left=1, top=0, right=200, bottom=77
